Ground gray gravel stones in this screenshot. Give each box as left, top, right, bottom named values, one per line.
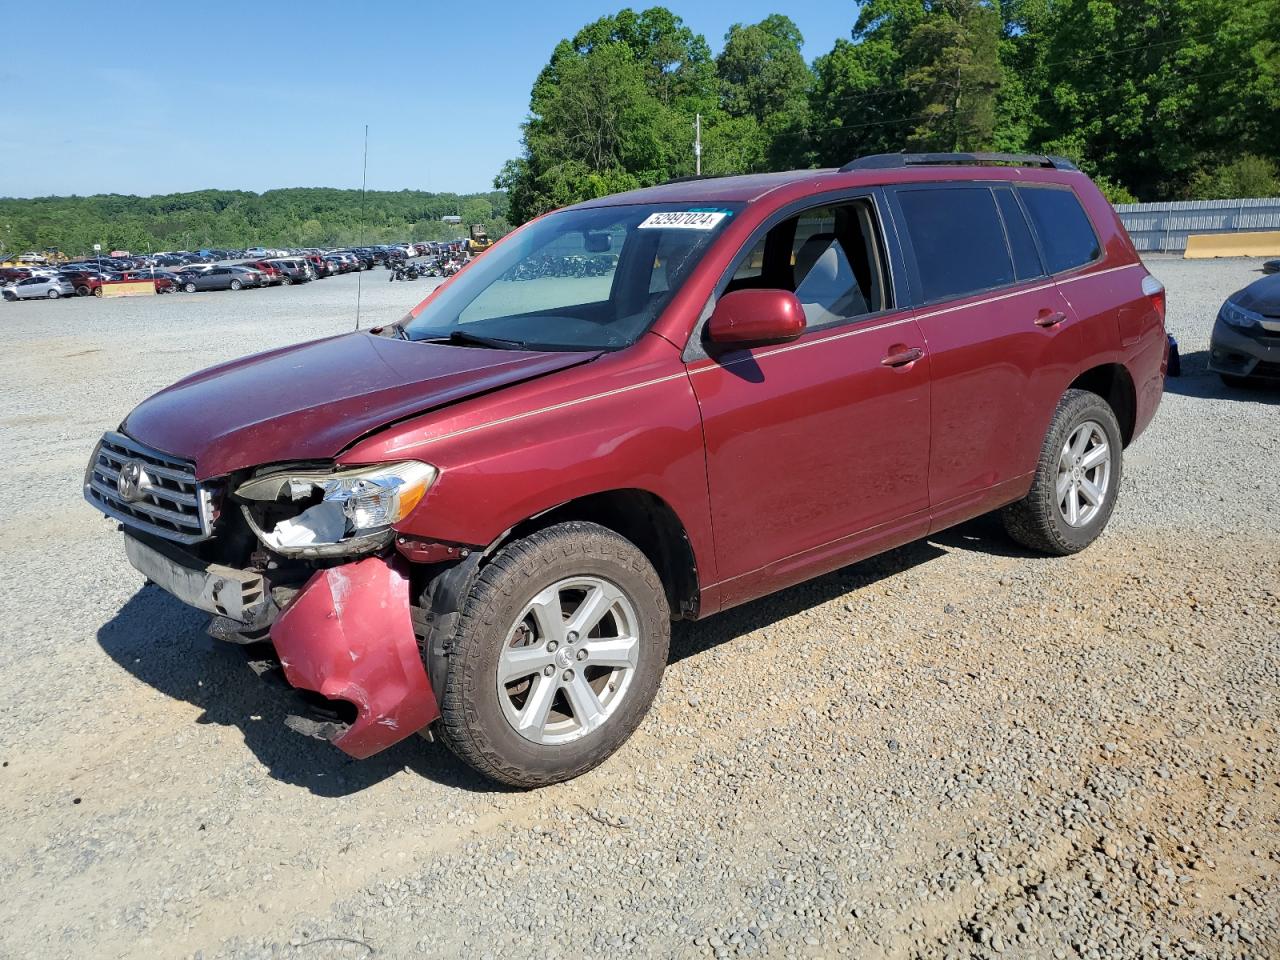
left=0, top=260, right=1277, bottom=959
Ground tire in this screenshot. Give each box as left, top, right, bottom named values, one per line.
left=1001, top=388, right=1124, bottom=556
left=280, top=276, right=292, bottom=285
left=184, top=282, right=196, bottom=293
left=47, top=289, right=61, bottom=299
left=1220, top=373, right=1251, bottom=389
left=438, top=521, right=670, bottom=788
left=76, top=285, right=90, bottom=297
left=2, top=292, right=16, bottom=302
left=229, top=279, right=242, bottom=291
left=93, top=287, right=103, bottom=297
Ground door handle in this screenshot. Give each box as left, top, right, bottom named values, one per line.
left=881, top=345, right=924, bottom=367
left=1035, top=309, right=1067, bottom=328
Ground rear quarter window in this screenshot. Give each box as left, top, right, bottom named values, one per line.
left=896, top=186, right=1015, bottom=302
left=1017, top=186, right=1101, bottom=274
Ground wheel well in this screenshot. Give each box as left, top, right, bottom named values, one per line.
left=498, top=490, right=700, bottom=620
left=1069, top=364, right=1136, bottom=446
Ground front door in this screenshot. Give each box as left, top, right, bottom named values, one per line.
left=686, top=196, right=931, bottom=609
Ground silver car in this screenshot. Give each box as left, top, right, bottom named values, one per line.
left=2, top=275, right=76, bottom=301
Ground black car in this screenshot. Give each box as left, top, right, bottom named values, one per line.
left=176, top=265, right=261, bottom=292
left=1209, top=273, right=1280, bottom=385
left=1264, top=259, right=1279, bottom=275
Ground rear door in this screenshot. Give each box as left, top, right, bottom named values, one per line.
left=886, top=182, right=1079, bottom=530
left=686, top=191, right=931, bottom=607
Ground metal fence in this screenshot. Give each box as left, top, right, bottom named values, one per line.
left=1114, top=197, right=1280, bottom=253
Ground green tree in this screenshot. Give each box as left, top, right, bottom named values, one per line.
left=901, top=0, right=1003, bottom=150
left=716, top=15, right=811, bottom=168
left=498, top=7, right=715, bottom=222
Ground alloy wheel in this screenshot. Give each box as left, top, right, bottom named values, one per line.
left=496, top=576, right=640, bottom=746
left=1056, top=420, right=1111, bottom=527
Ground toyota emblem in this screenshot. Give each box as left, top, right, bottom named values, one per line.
left=116, top=460, right=151, bottom=502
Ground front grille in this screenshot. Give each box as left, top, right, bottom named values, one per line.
left=85, top=431, right=213, bottom=544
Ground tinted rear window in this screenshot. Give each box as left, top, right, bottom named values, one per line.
left=897, top=186, right=1015, bottom=302
left=994, top=187, right=1044, bottom=281
left=1018, top=186, right=1100, bottom=274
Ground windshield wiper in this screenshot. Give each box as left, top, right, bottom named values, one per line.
left=428, top=330, right=528, bottom=350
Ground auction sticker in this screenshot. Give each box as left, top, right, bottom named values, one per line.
left=638, top=210, right=728, bottom=230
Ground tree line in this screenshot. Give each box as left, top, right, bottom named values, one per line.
left=0, top=188, right=510, bottom=258
left=498, top=0, right=1280, bottom=222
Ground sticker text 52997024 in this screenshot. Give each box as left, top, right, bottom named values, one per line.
left=637, top=211, right=728, bottom=230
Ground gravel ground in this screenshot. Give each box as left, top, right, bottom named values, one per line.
left=0, top=260, right=1277, bottom=960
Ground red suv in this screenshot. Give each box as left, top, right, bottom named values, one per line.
left=85, top=153, right=1168, bottom=787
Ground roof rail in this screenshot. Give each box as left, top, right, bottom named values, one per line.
left=840, top=152, right=1078, bottom=173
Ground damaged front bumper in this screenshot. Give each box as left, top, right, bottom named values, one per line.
left=124, top=534, right=439, bottom=758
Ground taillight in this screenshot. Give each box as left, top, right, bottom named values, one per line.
left=1141, top=274, right=1166, bottom=323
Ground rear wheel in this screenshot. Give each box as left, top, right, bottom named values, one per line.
left=229, top=279, right=242, bottom=291
left=280, top=276, right=292, bottom=285
left=93, top=286, right=103, bottom=297
left=438, top=521, right=670, bottom=788
left=76, top=284, right=90, bottom=297
left=1002, top=389, right=1123, bottom=555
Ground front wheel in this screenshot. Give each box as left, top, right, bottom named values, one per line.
left=184, top=282, right=196, bottom=293
left=438, top=521, right=670, bottom=788
left=76, top=284, right=90, bottom=297
left=229, top=279, right=242, bottom=291
left=1002, top=388, right=1123, bottom=555
left=280, top=276, right=292, bottom=285
left=47, top=289, right=61, bottom=299
left=1220, top=373, right=1252, bottom=389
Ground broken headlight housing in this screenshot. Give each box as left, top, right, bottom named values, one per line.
left=236, top=461, right=437, bottom=557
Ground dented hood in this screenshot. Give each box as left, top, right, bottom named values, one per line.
left=122, top=332, right=597, bottom=479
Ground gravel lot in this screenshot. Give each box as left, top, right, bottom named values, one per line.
left=1, top=260, right=1277, bottom=960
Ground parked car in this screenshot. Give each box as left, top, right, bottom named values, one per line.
left=264, top=258, right=312, bottom=284
left=175, top=265, right=260, bottom=292
left=1263, top=259, right=1279, bottom=275
left=241, top=260, right=286, bottom=284
left=245, top=247, right=269, bottom=258
left=1209, top=272, right=1280, bottom=385
left=4, top=275, right=75, bottom=300
left=59, top=269, right=110, bottom=297
left=114, top=270, right=179, bottom=293
left=84, top=152, right=1168, bottom=788
left=0, top=266, right=35, bottom=285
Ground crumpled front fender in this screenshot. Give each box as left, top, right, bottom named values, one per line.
left=270, top=555, right=438, bottom=758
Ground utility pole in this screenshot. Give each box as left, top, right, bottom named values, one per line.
left=694, top=113, right=702, bottom=176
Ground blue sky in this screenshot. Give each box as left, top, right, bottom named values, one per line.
left=2, top=1, right=858, bottom=199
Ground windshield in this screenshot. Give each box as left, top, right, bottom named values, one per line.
left=403, top=201, right=742, bottom=351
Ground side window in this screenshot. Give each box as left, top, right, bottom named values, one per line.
left=896, top=186, right=1014, bottom=302
left=994, top=187, right=1044, bottom=281
left=1018, top=186, right=1101, bottom=274
left=722, top=198, right=889, bottom=331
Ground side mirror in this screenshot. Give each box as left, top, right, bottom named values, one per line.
left=706, top=288, right=806, bottom=346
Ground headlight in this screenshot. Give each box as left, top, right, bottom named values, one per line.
left=1220, top=299, right=1262, bottom=331
left=236, top=461, right=437, bottom=557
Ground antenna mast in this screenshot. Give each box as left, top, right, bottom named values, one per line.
left=355, top=123, right=369, bottom=330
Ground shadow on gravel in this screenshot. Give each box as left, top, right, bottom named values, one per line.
left=670, top=538, right=948, bottom=664
left=98, top=587, right=503, bottom=797
left=1162, top=350, right=1280, bottom=404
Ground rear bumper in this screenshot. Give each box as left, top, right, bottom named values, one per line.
left=123, top=534, right=438, bottom=758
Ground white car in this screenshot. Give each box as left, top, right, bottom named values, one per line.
left=3, top=275, right=76, bottom=300
left=245, top=247, right=269, bottom=258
